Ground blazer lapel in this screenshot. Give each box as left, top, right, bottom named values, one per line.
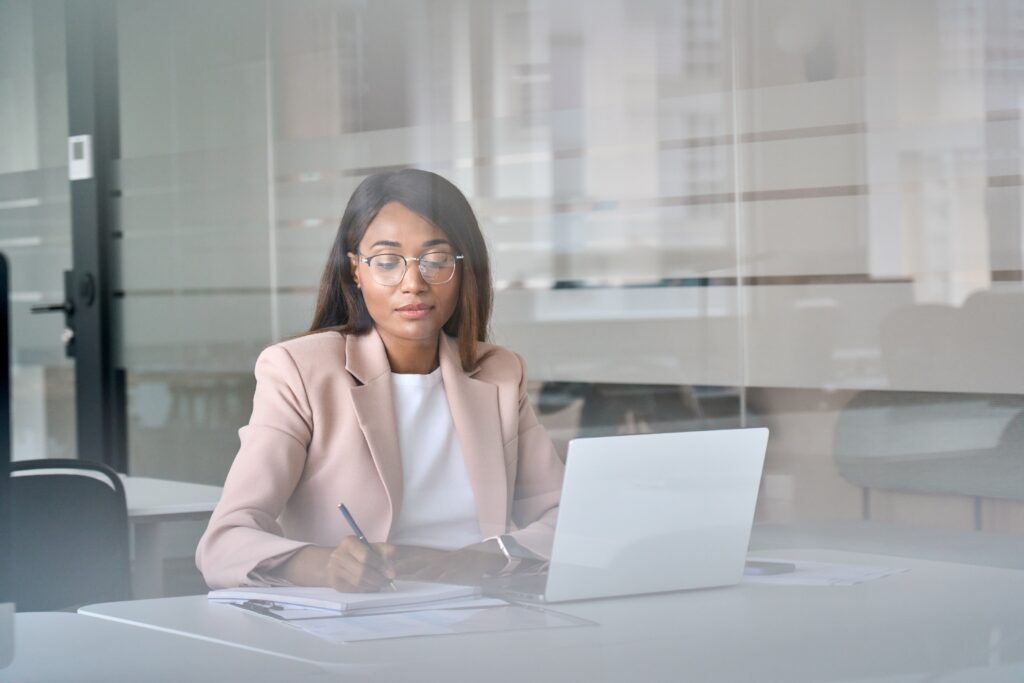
left=439, top=334, right=508, bottom=539
left=345, top=331, right=403, bottom=540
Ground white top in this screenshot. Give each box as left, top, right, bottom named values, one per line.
left=387, top=368, right=481, bottom=549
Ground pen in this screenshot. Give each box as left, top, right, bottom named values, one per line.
left=338, top=503, right=398, bottom=592
left=238, top=599, right=285, bottom=620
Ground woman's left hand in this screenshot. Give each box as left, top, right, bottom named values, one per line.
left=391, top=542, right=506, bottom=584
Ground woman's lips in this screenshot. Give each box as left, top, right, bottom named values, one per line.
left=395, top=304, right=433, bottom=319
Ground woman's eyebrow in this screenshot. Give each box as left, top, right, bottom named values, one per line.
left=366, top=238, right=451, bottom=250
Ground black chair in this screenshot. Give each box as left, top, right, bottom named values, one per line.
left=10, top=458, right=132, bottom=611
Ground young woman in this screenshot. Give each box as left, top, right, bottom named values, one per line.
left=196, top=169, right=563, bottom=591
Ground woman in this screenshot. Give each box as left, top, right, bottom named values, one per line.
left=196, top=169, right=563, bottom=591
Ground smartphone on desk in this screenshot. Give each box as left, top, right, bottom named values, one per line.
left=744, top=560, right=797, bottom=576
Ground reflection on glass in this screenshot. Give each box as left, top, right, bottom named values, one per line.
left=0, top=0, right=76, bottom=462
left=111, top=1, right=1023, bottom=561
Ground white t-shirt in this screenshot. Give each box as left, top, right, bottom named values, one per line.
left=387, top=368, right=482, bottom=550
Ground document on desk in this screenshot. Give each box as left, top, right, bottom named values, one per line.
left=288, top=604, right=594, bottom=644
left=743, top=557, right=909, bottom=586
left=208, top=580, right=481, bottom=617
left=221, top=594, right=510, bottom=622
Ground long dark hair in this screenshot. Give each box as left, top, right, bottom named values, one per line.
left=308, top=169, right=493, bottom=371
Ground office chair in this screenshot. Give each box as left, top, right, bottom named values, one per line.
left=834, top=292, right=1024, bottom=502
left=10, top=458, right=132, bottom=611
left=833, top=390, right=1024, bottom=502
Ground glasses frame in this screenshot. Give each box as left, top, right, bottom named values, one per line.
left=357, top=250, right=464, bottom=286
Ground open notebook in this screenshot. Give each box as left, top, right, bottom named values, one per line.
left=208, top=580, right=479, bottom=616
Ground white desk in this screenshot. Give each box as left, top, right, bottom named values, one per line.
left=121, top=476, right=222, bottom=598
left=0, top=612, right=330, bottom=683
left=78, top=549, right=1024, bottom=682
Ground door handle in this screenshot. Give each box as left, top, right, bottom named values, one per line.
left=28, top=270, right=77, bottom=357
left=29, top=301, right=74, bottom=315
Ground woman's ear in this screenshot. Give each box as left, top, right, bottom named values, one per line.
left=347, top=252, right=361, bottom=288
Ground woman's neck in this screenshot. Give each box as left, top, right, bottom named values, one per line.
left=380, top=333, right=440, bottom=374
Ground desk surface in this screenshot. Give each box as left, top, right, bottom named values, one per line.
left=78, top=549, right=1024, bottom=682
left=120, top=475, right=222, bottom=520
left=0, top=612, right=330, bottom=683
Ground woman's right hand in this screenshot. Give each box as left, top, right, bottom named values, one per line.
left=325, top=536, right=397, bottom=592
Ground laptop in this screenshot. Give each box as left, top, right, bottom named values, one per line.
left=485, top=427, right=769, bottom=603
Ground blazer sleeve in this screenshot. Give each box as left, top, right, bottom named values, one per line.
left=506, top=353, right=564, bottom=559
left=195, top=344, right=314, bottom=588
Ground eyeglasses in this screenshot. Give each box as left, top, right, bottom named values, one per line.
left=358, top=251, right=464, bottom=286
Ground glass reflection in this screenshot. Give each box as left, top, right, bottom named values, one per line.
left=106, top=1, right=1024, bottom=603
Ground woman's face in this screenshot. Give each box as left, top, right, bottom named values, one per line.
left=349, top=201, right=461, bottom=353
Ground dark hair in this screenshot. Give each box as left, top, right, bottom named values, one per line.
left=308, top=169, right=493, bottom=371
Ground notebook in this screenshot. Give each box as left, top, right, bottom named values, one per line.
left=485, top=427, right=769, bottom=603
left=208, top=580, right=478, bottom=615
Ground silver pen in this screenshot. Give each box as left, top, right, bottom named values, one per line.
left=338, top=503, right=398, bottom=592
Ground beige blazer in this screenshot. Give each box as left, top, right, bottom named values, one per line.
left=195, top=328, right=564, bottom=588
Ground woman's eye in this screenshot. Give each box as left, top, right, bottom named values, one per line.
left=422, top=255, right=452, bottom=268
left=374, top=258, right=402, bottom=270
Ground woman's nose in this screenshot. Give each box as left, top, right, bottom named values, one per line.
left=400, top=259, right=428, bottom=291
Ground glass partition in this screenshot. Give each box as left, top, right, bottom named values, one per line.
left=734, top=0, right=1024, bottom=552
left=0, top=0, right=76, bottom=462
left=113, top=0, right=1024, bottom=558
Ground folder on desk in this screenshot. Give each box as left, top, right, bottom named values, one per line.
left=208, top=581, right=479, bottom=616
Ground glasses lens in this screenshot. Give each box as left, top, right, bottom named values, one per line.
left=369, top=254, right=405, bottom=285
left=419, top=252, right=457, bottom=284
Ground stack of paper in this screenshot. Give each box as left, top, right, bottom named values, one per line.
left=208, top=580, right=483, bottom=619
left=208, top=581, right=595, bottom=643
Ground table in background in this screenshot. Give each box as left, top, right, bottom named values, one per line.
left=121, top=476, right=222, bottom=598
left=77, top=549, right=1024, bottom=682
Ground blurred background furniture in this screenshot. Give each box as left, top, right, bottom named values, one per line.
left=834, top=391, right=1024, bottom=503
left=10, top=459, right=131, bottom=611
left=121, top=475, right=222, bottom=598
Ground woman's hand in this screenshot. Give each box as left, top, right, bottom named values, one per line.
left=277, top=539, right=509, bottom=590
left=325, top=536, right=398, bottom=592
left=391, top=542, right=506, bottom=584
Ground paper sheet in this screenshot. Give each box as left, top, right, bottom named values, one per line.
left=288, top=604, right=593, bottom=644
left=225, top=596, right=508, bottom=621
left=209, top=580, right=476, bottom=613
left=743, top=557, right=909, bottom=586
